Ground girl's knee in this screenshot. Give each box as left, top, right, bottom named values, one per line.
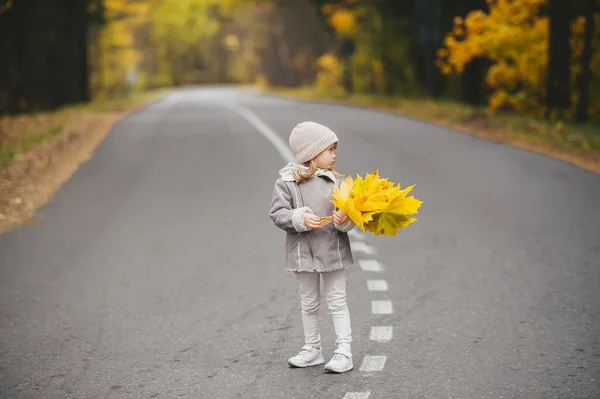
left=327, top=297, right=348, bottom=313
left=300, top=299, right=320, bottom=315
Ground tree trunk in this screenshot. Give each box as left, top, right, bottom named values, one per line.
left=215, top=19, right=229, bottom=84
left=381, top=53, right=396, bottom=96
left=14, top=0, right=27, bottom=112
left=73, top=0, right=90, bottom=103
left=546, top=0, right=571, bottom=119
left=461, top=58, right=484, bottom=105
left=380, top=29, right=397, bottom=96
left=7, top=0, right=90, bottom=113
left=0, top=1, right=16, bottom=114
left=575, top=0, right=595, bottom=123
left=458, top=0, right=487, bottom=105
left=342, top=55, right=353, bottom=94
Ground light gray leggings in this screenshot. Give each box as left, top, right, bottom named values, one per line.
left=295, top=268, right=352, bottom=355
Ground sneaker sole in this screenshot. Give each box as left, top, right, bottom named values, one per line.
left=324, top=364, right=353, bottom=373
left=288, top=357, right=325, bottom=368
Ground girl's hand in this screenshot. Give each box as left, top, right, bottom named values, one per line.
left=304, top=213, right=321, bottom=230
left=332, top=210, right=348, bottom=225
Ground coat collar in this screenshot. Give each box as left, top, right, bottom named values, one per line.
left=279, top=162, right=337, bottom=183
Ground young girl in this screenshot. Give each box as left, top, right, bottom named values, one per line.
left=269, top=121, right=356, bottom=374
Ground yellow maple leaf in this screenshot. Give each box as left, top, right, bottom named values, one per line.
left=332, top=175, right=374, bottom=231
left=386, top=185, right=422, bottom=215
left=331, top=175, right=353, bottom=217
left=365, top=212, right=417, bottom=236
left=331, top=176, right=371, bottom=232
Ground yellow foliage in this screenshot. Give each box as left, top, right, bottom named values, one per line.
left=331, top=171, right=422, bottom=237
left=224, top=34, right=239, bottom=49
left=314, top=54, right=343, bottom=91
left=329, top=9, right=358, bottom=36
left=321, top=4, right=358, bottom=37
left=437, top=0, right=600, bottom=116
left=255, top=74, right=268, bottom=88
left=489, top=89, right=509, bottom=111
left=90, top=0, right=150, bottom=98
left=146, top=0, right=259, bottom=86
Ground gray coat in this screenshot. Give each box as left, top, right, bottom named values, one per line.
left=269, top=163, right=355, bottom=273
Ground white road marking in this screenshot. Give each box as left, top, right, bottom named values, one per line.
left=370, top=326, right=393, bottom=342
left=359, top=356, right=387, bottom=372
left=352, top=241, right=376, bottom=255
left=367, top=280, right=388, bottom=291
left=359, top=259, right=383, bottom=272
left=220, top=102, right=295, bottom=162
left=371, top=300, right=393, bottom=314
left=342, top=393, right=371, bottom=399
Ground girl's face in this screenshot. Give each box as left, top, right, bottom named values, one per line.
left=314, top=143, right=337, bottom=169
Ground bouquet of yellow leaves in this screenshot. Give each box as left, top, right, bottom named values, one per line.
left=331, top=170, right=422, bottom=237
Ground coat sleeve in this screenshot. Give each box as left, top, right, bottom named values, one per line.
left=269, top=179, right=313, bottom=233
left=334, top=217, right=356, bottom=232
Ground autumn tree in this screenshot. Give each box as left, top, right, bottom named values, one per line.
left=253, top=0, right=331, bottom=87
left=446, top=0, right=489, bottom=105
left=314, top=0, right=489, bottom=98
left=317, top=0, right=416, bottom=95
left=437, top=0, right=600, bottom=119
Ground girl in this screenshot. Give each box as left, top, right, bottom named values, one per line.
left=269, top=121, right=356, bottom=374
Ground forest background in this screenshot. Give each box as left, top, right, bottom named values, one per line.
left=0, top=0, right=599, bottom=231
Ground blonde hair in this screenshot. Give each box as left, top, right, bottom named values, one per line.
left=293, top=159, right=344, bottom=183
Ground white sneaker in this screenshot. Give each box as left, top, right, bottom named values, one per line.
left=288, top=345, right=325, bottom=368
left=324, top=352, right=353, bottom=373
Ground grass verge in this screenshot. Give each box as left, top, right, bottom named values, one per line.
left=262, top=86, right=600, bottom=176
left=0, top=90, right=168, bottom=234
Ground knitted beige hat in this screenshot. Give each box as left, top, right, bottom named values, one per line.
left=289, top=121, right=339, bottom=164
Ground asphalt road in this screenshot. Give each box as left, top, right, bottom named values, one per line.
left=1, top=87, right=599, bottom=399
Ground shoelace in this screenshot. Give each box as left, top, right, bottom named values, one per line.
left=299, top=349, right=314, bottom=358
left=331, top=353, right=347, bottom=362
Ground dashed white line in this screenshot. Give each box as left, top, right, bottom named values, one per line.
left=370, top=326, right=393, bottom=342
left=352, top=241, right=376, bottom=255
left=359, top=356, right=387, bottom=372
left=342, top=393, right=371, bottom=399
left=371, top=300, right=393, bottom=314
left=359, top=259, right=383, bottom=272
left=367, top=280, right=388, bottom=291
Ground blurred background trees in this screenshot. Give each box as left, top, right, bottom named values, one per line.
left=0, top=0, right=598, bottom=123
